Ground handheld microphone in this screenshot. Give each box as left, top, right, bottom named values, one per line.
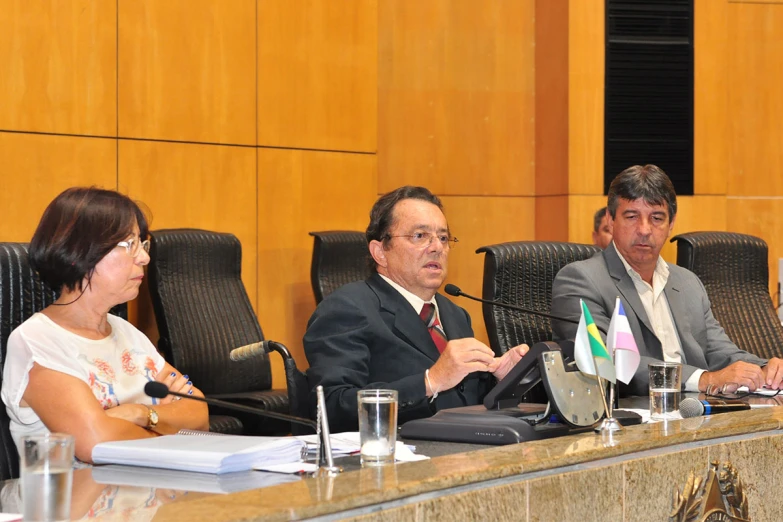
left=144, top=382, right=317, bottom=430
left=679, top=397, right=750, bottom=418
left=444, top=283, right=606, bottom=334
left=229, top=341, right=269, bottom=362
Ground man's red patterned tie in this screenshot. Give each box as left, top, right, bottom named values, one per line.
left=420, top=303, right=447, bottom=353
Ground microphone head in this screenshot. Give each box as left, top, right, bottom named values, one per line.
left=144, top=381, right=170, bottom=399
left=679, top=397, right=705, bottom=419
left=444, top=284, right=462, bottom=297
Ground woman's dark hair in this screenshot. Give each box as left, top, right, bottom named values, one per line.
left=607, top=164, right=677, bottom=221
left=30, top=187, right=150, bottom=293
left=365, top=186, right=443, bottom=271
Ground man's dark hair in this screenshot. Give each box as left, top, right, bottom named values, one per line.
left=593, top=206, right=607, bottom=233
left=607, top=164, right=677, bottom=221
left=30, top=187, right=150, bottom=293
left=365, top=186, right=443, bottom=271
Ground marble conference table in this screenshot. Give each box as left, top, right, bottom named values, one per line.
left=4, top=397, right=783, bottom=521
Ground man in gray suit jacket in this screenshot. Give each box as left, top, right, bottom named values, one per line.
left=305, top=186, right=528, bottom=432
left=551, top=165, right=783, bottom=397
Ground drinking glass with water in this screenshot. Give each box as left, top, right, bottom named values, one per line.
left=648, top=362, right=682, bottom=420
left=21, top=433, right=74, bottom=522
left=357, top=389, right=398, bottom=466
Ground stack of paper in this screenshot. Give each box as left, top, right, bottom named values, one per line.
left=92, top=435, right=305, bottom=474
left=91, top=465, right=301, bottom=493
left=295, top=432, right=428, bottom=463
left=296, top=433, right=362, bottom=457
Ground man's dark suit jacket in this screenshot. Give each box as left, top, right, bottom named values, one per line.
left=304, top=273, right=492, bottom=433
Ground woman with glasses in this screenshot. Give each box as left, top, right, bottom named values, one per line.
left=1, top=187, right=208, bottom=464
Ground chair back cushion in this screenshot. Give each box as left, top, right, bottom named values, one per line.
left=477, top=241, right=601, bottom=355
left=0, top=243, right=130, bottom=479
left=309, top=231, right=371, bottom=304
left=0, top=243, right=51, bottom=480
left=672, top=231, right=783, bottom=359
left=148, top=229, right=272, bottom=395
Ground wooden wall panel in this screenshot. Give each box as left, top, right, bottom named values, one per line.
left=534, top=0, right=569, bottom=197
left=536, top=196, right=569, bottom=241
left=568, top=0, right=604, bottom=195
left=257, top=149, right=377, bottom=383
left=0, top=133, right=116, bottom=242
left=378, top=0, right=536, bottom=196
left=118, top=140, right=258, bottom=337
left=257, top=0, right=377, bottom=153
left=118, top=0, right=256, bottom=145
left=727, top=2, right=783, bottom=196
left=693, top=0, right=728, bottom=195
left=0, top=0, right=116, bottom=136
left=567, top=195, right=611, bottom=246
left=727, top=199, right=783, bottom=297
left=440, top=196, right=536, bottom=346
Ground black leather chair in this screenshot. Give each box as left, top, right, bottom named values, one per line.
left=0, top=243, right=129, bottom=479
left=476, top=241, right=602, bottom=356
left=147, top=229, right=289, bottom=435
left=309, top=231, right=371, bottom=304
left=671, top=232, right=783, bottom=360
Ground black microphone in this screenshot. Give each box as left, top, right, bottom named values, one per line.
left=144, top=382, right=317, bottom=430
left=444, top=283, right=607, bottom=334
left=679, top=397, right=750, bottom=418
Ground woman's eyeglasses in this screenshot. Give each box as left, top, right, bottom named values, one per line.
left=117, top=238, right=151, bottom=258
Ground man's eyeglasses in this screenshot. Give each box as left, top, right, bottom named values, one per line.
left=117, top=238, right=151, bottom=258
left=705, top=382, right=781, bottom=400
left=384, top=232, right=459, bottom=249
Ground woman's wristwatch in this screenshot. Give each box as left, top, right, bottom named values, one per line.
left=145, top=405, right=159, bottom=429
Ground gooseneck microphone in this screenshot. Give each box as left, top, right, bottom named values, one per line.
left=679, top=397, right=750, bottom=418
left=144, top=382, right=317, bottom=430
left=444, top=283, right=607, bottom=334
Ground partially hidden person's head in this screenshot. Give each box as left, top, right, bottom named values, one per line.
left=30, top=187, right=151, bottom=306
left=366, top=186, right=454, bottom=301
left=607, top=164, right=677, bottom=270
left=592, top=206, right=613, bottom=249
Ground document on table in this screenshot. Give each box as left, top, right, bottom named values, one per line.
left=92, top=434, right=305, bottom=474
left=294, top=432, right=429, bottom=463
left=737, top=386, right=782, bottom=397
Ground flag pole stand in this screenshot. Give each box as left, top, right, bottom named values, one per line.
left=595, top=379, right=624, bottom=433
left=590, top=356, right=624, bottom=434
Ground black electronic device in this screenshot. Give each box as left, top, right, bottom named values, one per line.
left=401, top=341, right=609, bottom=445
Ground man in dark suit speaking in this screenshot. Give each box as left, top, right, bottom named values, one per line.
left=304, top=186, right=528, bottom=432
left=551, top=165, right=783, bottom=396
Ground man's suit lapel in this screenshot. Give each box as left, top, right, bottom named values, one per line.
left=604, top=246, right=656, bottom=337
left=367, top=274, right=441, bottom=362
left=663, top=269, right=700, bottom=364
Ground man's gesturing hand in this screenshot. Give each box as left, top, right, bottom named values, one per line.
left=488, top=344, right=530, bottom=381
left=426, top=338, right=495, bottom=395
left=762, top=357, right=783, bottom=390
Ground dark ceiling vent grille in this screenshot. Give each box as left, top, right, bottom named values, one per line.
left=604, top=0, right=694, bottom=195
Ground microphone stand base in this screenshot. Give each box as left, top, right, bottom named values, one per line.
left=594, top=417, right=624, bottom=434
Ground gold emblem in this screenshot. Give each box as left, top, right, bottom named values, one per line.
left=670, top=461, right=749, bottom=522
